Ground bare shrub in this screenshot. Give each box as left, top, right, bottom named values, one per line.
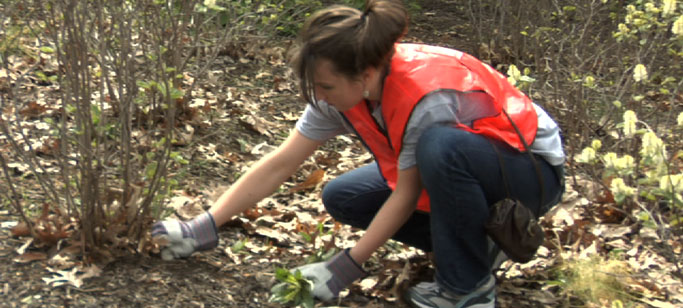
left=0, top=0, right=303, bottom=261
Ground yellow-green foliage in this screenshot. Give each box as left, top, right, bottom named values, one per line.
left=576, top=108, right=683, bottom=226
left=553, top=256, right=634, bottom=306
left=572, top=0, right=683, bottom=227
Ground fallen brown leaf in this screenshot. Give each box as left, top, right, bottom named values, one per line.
left=10, top=222, right=30, bottom=237
left=14, top=251, right=47, bottom=263
left=19, top=101, right=48, bottom=118
left=290, top=169, right=325, bottom=192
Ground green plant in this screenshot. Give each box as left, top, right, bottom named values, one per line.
left=305, top=246, right=337, bottom=264
left=298, top=221, right=327, bottom=242
left=269, top=268, right=314, bottom=308
left=298, top=221, right=339, bottom=263
left=506, top=64, right=536, bottom=92
left=230, top=238, right=249, bottom=253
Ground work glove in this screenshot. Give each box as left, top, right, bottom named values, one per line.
left=151, top=211, right=218, bottom=260
left=296, top=248, right=367, bottom=301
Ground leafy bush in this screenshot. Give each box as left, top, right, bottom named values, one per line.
left=576, top=107, right=683, bottom=228
left=464, top=0, right=682, bottom=166
left=570, top=0, right=683, bottom=231
left=472, top=0, right=683, bottom=227
left=489, top=0, right=683, bottom=302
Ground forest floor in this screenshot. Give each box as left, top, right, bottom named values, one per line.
left=1, top=0, right=681, bottom=307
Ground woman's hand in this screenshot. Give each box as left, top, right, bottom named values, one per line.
left=295, top=249, right=367, bottom=301
left=151, top=211, right=218, bottom=260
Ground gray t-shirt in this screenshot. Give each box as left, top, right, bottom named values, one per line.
left=295, top=91, right=565, bottom=169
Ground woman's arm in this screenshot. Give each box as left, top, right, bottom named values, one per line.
left=348, top=166, right=422, bottom=263
left=209, top=129, right=323, bottom=225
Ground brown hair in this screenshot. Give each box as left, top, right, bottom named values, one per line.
left=290, top=0, right=408, bottom=105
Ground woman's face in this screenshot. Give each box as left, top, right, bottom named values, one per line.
left=312, top=58, right=364, bottom=112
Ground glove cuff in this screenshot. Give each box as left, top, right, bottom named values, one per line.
left=325, top=248, right=367, bottom=294
left=187, top=211, right=219, bottom=251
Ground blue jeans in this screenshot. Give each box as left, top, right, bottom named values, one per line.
left=322, top=126, right=564, bottom=294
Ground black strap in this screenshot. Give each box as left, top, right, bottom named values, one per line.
left=491, top=109, right=545, bottom=218
left=490, top=144, right=511, bottom=197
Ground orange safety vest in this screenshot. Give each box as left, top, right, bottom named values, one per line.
left=342, top=43, right=538, bottom=212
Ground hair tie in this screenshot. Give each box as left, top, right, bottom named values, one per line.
left=360, top=11, right=369, bottom=23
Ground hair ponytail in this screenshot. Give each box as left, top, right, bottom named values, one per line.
left=290, top=0, right=408, bottom=104
left=356, top=0, right=408, bottom=70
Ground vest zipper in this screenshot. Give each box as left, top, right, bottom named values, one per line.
left=366, top=100, right=393, bottom=151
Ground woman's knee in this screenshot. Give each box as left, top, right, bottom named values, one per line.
left=321, top=180, right=347, bottom=219
left=321, top=179, right=340, bottom=207
left=321, top=174, right=390, bottom=227
left=321, top=186, right=373, bottom=229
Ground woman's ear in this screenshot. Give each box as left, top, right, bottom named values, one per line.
left=361, top=66, right=377, bottom=84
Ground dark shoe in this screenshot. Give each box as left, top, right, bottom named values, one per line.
left=405, top=275, right=495, bottom=308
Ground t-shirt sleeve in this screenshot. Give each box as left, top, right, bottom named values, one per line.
left=529, top=103, right=566, bottom=166
left=399, top=92, right=460, bottom=170
left=295, top=102, right=351, bottom=141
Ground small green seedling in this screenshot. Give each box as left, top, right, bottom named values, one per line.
left=268, top=268, right=314, bottom=308
left=305, top=247, right=337, bottom=264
